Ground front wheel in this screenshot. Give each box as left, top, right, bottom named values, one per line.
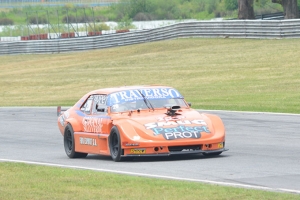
left=109, top=126, right=123, bottom=162
left=64, top=124, right=88, bottom=158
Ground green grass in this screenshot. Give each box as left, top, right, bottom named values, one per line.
left=1, top=38, right=300, bottom=198
left=1, top=38, right=300, bottom=113
left=0, top=5, right=114, bottom=26
left=0, top=162, right=299, bottom=200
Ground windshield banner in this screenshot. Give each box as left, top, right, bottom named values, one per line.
left=106, top=88, right=183, bottom=105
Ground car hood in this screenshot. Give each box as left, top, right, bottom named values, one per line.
left=113, top=109, right=217, bottom=142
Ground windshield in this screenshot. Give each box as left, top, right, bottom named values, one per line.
left=110, top=98, right=188, bottom=112
left=106, top=87, right=187, bottom=112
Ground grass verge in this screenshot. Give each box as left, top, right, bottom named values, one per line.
left=1, top=38, right=300, bottom=113
left=0, top=162, right=299, bottom=200
left=1, top=38, right=300, bottom=198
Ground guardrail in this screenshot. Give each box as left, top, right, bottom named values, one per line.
left=1, top=19, right=300, bottom=55
left=255, top=12, right=284, bottom=20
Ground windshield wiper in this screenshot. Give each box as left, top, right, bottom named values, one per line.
left=138, top=90, right=154, bottom=111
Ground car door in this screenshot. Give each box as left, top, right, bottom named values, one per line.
left=75, top=94, right=111, bottom=155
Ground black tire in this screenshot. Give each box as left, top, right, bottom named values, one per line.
left=109, top=126, right=123, bottom=162
left=64, top=124, right=88, bottom=158
left=202, top=152, right=222, bottom=157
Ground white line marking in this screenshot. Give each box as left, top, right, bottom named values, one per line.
left=1, top=158, right=300, bottom=194
left=0, top=107, right=299, bottom=116
left=197, top=109, right=300, bottom=116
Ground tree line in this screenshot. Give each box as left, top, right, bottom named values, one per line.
left=0, top=0, right=299, bottom=26
left=238, top=0, right=299, bottom=19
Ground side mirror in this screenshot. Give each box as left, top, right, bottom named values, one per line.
left=188, top=102, right=192, bottom=107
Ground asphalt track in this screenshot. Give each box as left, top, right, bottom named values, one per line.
left=0, top=107, right=300, bottom=194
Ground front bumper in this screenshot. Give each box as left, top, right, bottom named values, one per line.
left=123, top=148, right=228, bottom=157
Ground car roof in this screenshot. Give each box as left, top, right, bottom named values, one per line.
left=89, top=85, right=173, bottom=95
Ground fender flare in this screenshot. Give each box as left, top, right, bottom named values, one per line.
left=65, top=118, right=82, bottom=133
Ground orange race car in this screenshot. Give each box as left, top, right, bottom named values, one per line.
left=57, top=85, right=228, bottom=161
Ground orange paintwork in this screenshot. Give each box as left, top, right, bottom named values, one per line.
left=57, top=85, right=227, bottom=159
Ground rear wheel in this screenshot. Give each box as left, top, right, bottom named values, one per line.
left=64, top=124, right=88, bottom=158
left=109, top=126, right=123, bottom=162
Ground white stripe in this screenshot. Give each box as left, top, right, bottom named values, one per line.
left=0, top=107, right=299, bottom=116
left=197, top=109, right=300, bottom=116
left=1, top=158, right=299, bottom=194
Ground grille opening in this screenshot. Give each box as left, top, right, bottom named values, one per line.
left=168, top=145, right=202, bottom=152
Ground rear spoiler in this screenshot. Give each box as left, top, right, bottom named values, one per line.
left=57, top=106, right=68, bottom=116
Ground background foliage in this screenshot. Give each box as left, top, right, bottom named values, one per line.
left=1, top=0, right=300, bottom=36
left=1, top=0, right=295, bottom=26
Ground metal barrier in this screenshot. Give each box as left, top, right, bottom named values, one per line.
left=1, top=19, right=300, bottom=55
left=255, top=12, right=284, bottom=20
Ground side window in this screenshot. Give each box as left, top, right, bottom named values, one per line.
left=81, top=95, right=107, bottom=114
left=81, top=96, right=93, bottom=114
left=93, top=95, right=107, bottom=114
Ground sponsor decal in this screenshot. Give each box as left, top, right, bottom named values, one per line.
left=93, top=95, right=107, bottom=105
left=157, top=116, right=185, bottom=121
left=132, top=136, right=140, bottom=140
left=153, top=125, right=210, bottom=140
left=218, top=143, right=224, bottom=148
left=59, top=111, right=70, bottom=126
left=82, top=117, right=103, bottom=133
left=144, top=119, right=207, bottom=129
left=106, top=88, right=183, bottom=106
left=59, top=116, right=64, bottom=126
left=123, top=142, right=140, bottom=146
left=130, top=148, right=146, bottom=154
left=79, top=137, right=97, bottom=146
left=144, top=119, right=210, bottom=140
left=150, top=125, right=210, bottom=135
left=163, top=130, right=201, bottom=140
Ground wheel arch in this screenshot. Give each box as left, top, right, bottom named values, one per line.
left=204, top=113, right=226, bottom=141
left=205, top=114, right=225, bottom=130
left=108, top=125, right=121, bottom=142
left=65, top=118, right=82, bottom=133
left=63, top=122, right=88, bottom=158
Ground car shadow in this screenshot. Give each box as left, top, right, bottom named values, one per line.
left=130, top=154, right=230, bottom=162
left=84, top=153, right=230, bottom=162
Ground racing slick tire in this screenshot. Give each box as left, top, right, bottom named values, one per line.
left=64, top=124, right=88, bottom=158
left=109, top=126, right=124, bottom=162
